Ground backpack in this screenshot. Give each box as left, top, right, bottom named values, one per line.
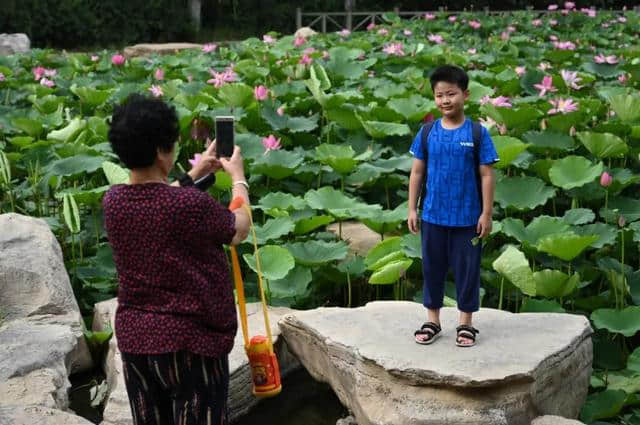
left=419, top=120, right=484, bottom=207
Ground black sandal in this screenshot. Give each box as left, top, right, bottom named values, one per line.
left=456, top=325, right=479, bottom=347
left=414, top=322, right=442, bottom=345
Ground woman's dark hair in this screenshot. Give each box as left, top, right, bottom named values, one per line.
left=429, top=65, right=469, bottom=91
left=108, top=94, right=179, bottom=169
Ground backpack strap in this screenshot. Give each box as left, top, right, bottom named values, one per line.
left=419, top=121, right=435, bottom=207
left=471, top=121, right=483, bottom=205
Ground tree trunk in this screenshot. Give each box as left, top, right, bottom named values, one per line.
left=189, top=0, right=202, bottom=32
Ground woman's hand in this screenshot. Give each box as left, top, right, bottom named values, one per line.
left=219, top=145, right=245, bottom=182
left=190, top=139, right=222, bottom=180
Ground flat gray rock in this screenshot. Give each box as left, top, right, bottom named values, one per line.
left=0, top=406, right=93, bottom=425
left=279, top=301, right=593, bottom=425
left=0, top=33, right=30, bottom=55
left=532, top=416, right=585, bottom=425
left=123, top=43, right=202, bottom=57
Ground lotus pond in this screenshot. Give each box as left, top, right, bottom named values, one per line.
left=1, top=6, right=640, bottom=424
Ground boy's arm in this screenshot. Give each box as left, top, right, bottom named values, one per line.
left=407, top=158, right=426, bottom=234
left=477, top=164, right=495, bottom=238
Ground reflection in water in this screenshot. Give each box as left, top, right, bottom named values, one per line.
left=236, top=368, right=349, bottom=425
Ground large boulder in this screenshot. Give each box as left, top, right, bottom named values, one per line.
left=0, top=33, right=30, bottom=55
left=123, top=43, right=202, bottom=58
left=93, top=298, right=299, bottom=425
left=327, top=221, right=384, bottom=256
left=531, top=416, right=585, bottom=425
left=279, top=301, right=593, bottom=425
left=0, top=406, right=93, bottom=425
left=0, top=213, right=92, bottom=412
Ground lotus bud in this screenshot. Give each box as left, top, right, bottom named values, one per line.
left=600, top=171, right=612, bottom=187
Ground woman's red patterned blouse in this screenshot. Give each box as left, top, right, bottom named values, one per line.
left=103, top=183, right=237, bottom=358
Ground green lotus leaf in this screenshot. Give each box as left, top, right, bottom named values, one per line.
left=305, top=65, right=327, bottom=106
left=530, top=159, right=554, bottom=183
left=70, top=85, right=112, bottom=108
left=55, top=185, right=109, bottom=205
left=261, top=103, right=319, bottom=133
left=583, top=62, right=622, bottom=78
left=217, top=83, right=254, bottom=108
left=548, top=156, right=603, bottom=190
left=243, top=245, right=294, bottom=281
left=359, top=118, right=411, bottom=139
left=337, top=256, right=367, bottom=277
left=258, top=192, right=307, bottom=212
left=580, top=389, right=627, bottom=423
left=601, top=197, right=640, bottom=223
left=606, top=372, right=640, bottom=394
left=522, top=131, right=575, bottom=153
left=284, top=240, right=348, bottom=266
left=365, top=237, right=403, bottom=270
left=630, top=271, right=640, bottom=307
left=12, top=117, right=44, bottom=138
left=46, top=117, right=85, bottom=143
left=45, top=155, right=108, bottom=177
left=325, top=47, right=369, bottom=80
left=102, top=161, right=129, bottom=185
left=536, top=232, right=598, bottom=261
left=401, top=233, right=422, bottom=259
left=592, top=306, right=640, bottom=337
left=520, top=298, right=566, bottom=313
left=373, top=82, right=407, bottom=100
left=608, top=168, right=640, bottom=193
left=325, top=105, right=361, bottom=130
left=520, top=69, right=546, bottom=96
left=368, top=251, right=406, bottom=271
left=234, top=59, right=270, bottom=80
left=31, top=94, right=65, bottom=114
left=482, top=104, right=543, bottom=131
left=492, top=245, right=536, bottom=296
left=608, top=94, right=640, bottom=123
left=468, top=80, right=494, bottom=103
left=631, top=221, right=640, bottom=243
left=8, top=136, right=34, bottom=148
left=491, top=136, right=528, bottom=169
left=562, top=208, right=595, bottom=225
left=316, top=144, right=357, bottom=175
left=361, top=202, right=407, bottom=235
left=576, top=132, right=628, bottom=159
left=293, top=215, right=334, bottom=235
left=545, top=49, right=575, bottom=64
left=546, top=111, right=584, bottom=134
left=495, top=176, right=556, bottom=210
left=249, top=217, right=295, bottom=245
left=575, top=223, right=617, bottom=248
left=304, top=186, right=382, bottom=219
left=369, top=259, right=413, bottom=285
left=533, top=270, right=580, bottom=298
left=269, top=265, right=312, bottom=299
left=387, top=95, right=435, bottom=122
left=628, top=347, right=640, bottom=373
left=345, top=163, right=383, bottom=186
left=252, top=149, right=304, bottom=179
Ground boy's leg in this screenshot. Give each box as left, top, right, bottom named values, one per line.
left=450, top=225, right=481, bottom=345
left=418, top=221, right=449, bottom=342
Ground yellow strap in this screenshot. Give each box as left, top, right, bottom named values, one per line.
left=229, top=202, right=274, bottom=353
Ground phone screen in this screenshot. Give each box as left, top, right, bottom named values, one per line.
left=215, top=116, right=234, bottom=158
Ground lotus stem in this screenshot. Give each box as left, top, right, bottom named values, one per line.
left=499, top=277, right=505, bottom=310
left=604, top=190, right=608, bottom=212
left=620, top=229, right=625, bottom=309
left=346, top=272, right=352, bottom=308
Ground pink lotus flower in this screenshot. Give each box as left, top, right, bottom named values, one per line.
left=534, top=76, right=558, bottom=96
left=44, top=69, right=57, bottom=77
left=538, top=62, right=552, bottom=71
left=618, top=215, right=626, bottom=228
left=424, top=13, right=435, bottom=20
left=377, top=28, right=389, bottom=36
left=40, top=77, right=55, bottom=88
left=382, top=42, right=405, bottom=57
left=532, top=19, right=542, bottom=27
left=582, top=8, right=597, bottom=17
left=254, top=85, right=268, bottom=101
left=548, top=4, right=559, bottom=10
left=468, top=48, right=477, bottom=54
left=479, top=116, right=507, bottom=134
left=618, top=16, right=627, bottom=23
left=303, top=47, right=316, bottom=55
left=549, top=19, right=558, bottom=26
left=468, top=20, right=481, bottom=29
left=549, top=35, right=558, bottom=41
left=154, top=68, right=164, bottom=80
left=480, top=95, right=512, bottom=108
left=0, top=72, right=4, bottom=82
left=594, top=54, right=618, bottom=64
left=600, top=171, right=612, bottom=187
left=618, top=73, right=628, bottom=84
left=149, top=85, right=163, bottom=98
left=448, top=15, right=457, bottom=22
left=189, top=153, right=202, bottom=168
left=221, top=67, right=237, bottom=82
left=507, top=26, right=516, bottom=33
left=515, top=66, right=526, bottom=76
left=338, top=29, right=351, bottom=37
left=553, top=41, right=576, bottom=50
left=202, top=43, right=217, bottom=53
left=293, top=36, right=306, bottom=47
left=403, top=29, right=413, bottom=36
left=90, top=55, right=99, bottom=62
left=366, top=22, right=376, bottom=30
left=428, top=34, right=444, bottom=44
left=262, top=34, right=276, bottom=44
left=501, top=32, right=510, bottom=41
left=277, top=106, right=285, bottom=116
left=111, top=54, right=125, bottom=66
left=564, top=1, right=575, bottom=9
left=33, top=66, right=46, bottom=81
left=560, top=70, right=582, bottom=90
left=548, top=98, right=578, bottom=114
left=299, top=54, right=313, bottom=65
left=262, top=135, right=282, bottom=152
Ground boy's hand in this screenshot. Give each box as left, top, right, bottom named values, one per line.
left=408, top=209, right=419, bottom=234
left=476, top=213, right=492, bottom=238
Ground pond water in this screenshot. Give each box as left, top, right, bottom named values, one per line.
left=236, top=368, right=349, bottom=425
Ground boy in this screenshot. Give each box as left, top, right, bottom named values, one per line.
left=407, top=65, right=499, bottom=347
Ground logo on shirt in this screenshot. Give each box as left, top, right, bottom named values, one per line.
left=460, top=141, right=474, bottom=147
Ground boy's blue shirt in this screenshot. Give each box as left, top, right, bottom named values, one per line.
left=409, top=118, right=499, bottom=227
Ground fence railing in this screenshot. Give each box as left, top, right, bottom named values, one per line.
left=295, top=7, right=637, bottom=33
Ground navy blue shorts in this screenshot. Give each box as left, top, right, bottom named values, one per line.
left=420, top=221, right=481, bottom=312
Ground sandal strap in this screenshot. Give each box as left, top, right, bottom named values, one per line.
left=456, top=325, right=479, bottom=341
left=414, top=321, right=441, bottom=336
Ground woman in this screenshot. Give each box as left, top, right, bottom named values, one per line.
left=103, top=94, right=250, bottom=425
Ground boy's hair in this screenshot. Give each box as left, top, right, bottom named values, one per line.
left=108, top=94, right=179, bottom=169
left=429, top=65, right=469, bottom=91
